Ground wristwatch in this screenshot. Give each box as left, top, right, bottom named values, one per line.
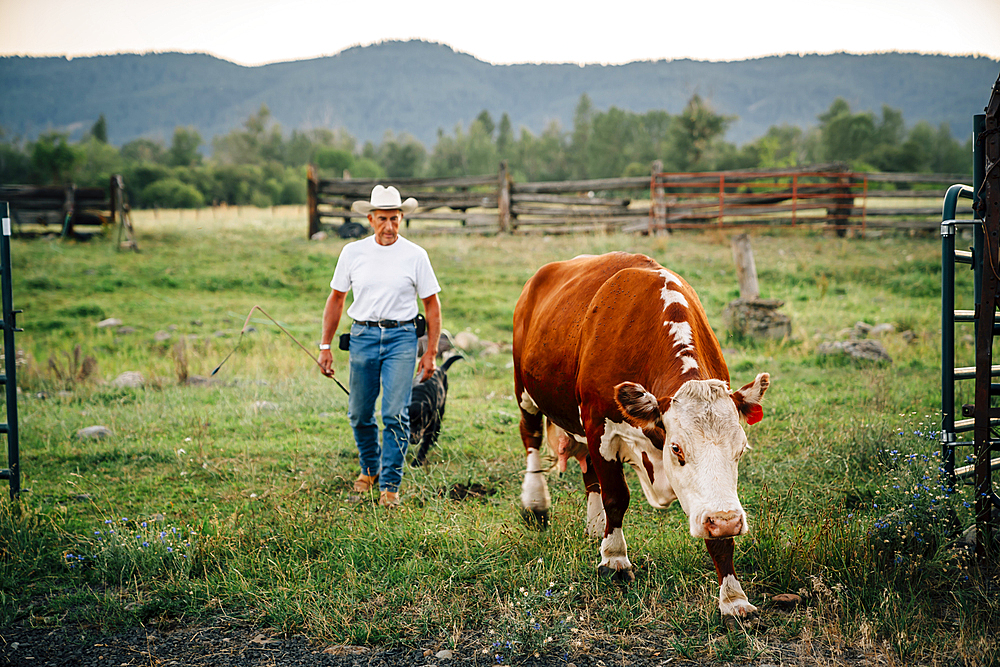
left=319, top=343, right=331, bottom=350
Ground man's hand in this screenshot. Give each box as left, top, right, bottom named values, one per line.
left=318, top=349, right=336, bottom=378
left=418, top=293, right=442, bottom=383
left=417, top=350, right=436, bottom=382
left=320, top=290, right=347, bottom=379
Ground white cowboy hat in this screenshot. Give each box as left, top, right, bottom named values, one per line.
left=351, top=185, right=418, bottom=215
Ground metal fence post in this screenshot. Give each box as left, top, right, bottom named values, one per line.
left=0, top=203, right=21, bottom=499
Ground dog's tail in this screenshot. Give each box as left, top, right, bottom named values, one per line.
left=440, top=354, right=463, bottom=373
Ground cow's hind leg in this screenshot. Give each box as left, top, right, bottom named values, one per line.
left=706, top=538, right=758, bottom=629
left=581, top=458, right=604, bottom=539
left=518, top=390, right=550, bottom=528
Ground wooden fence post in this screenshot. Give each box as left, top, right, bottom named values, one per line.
left=730, top=233, right=760, bottom=300
left=651, top=160, right=664, bottom=234
left=307, top=164, right=319, bottom=239
left=498, top=160, right=511, bottom=233
left=830, top=167, right=853, bottom=237
left=60, top=183, right=76, bottom=238
left=108, top=175, right=118, bottom=228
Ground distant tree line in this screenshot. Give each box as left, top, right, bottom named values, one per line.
left=0, top=95, right=972, bottom=209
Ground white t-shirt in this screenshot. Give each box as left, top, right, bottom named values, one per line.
left=330, top=235, right=441, bottom=322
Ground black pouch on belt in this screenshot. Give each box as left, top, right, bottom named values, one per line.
left=415, top=313, right=426, bottom=338
left=338, top=332, right=351, bottom=351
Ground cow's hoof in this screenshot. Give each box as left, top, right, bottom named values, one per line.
left=520, top=506, right=549, bottom=530
left=722, top=606, right=760, bottom=631
left=597, top=565, right=635, bottom=583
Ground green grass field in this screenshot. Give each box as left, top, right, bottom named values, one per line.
left=1, top=206, right=996, bottom=665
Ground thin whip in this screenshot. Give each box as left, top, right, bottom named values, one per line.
left=211, top=304, right=349, bottom=395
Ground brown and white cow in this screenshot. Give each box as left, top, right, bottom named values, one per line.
left=512, top=252, right=769, bottom=623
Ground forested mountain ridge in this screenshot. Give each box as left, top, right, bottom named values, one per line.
left=1, top=40, right=997, bottom=149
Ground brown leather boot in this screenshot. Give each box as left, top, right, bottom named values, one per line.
left=353, top=473, right=378, bottom=492
left=379, top=490, right=401, bottom=508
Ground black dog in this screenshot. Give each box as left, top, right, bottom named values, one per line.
left=408, top=354, right=462, bottom=466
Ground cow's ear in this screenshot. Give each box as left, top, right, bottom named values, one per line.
left=731, top=372, right=770, bottom=425
left=614, top=382, right=662, bottom=429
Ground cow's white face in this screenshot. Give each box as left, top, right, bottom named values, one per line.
left=613, top=374, right=769, bottom=540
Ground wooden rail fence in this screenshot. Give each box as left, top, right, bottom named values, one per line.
left=307, top=162, right=972, bottom=238
left=0, top=175, right=127, bottom=238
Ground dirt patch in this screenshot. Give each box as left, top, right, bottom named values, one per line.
left=0, top=622, right=911, bottom=667
left=443, top=482, right=496, bottom=502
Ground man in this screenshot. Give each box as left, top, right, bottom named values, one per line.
left=318, top=185, right=442, bottom=508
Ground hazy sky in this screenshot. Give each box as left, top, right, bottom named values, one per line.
left=2, top=0, right=999, bottom=66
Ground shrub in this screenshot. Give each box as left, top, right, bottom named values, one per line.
left=314, top=147, right=353, bottom=175
left=141, top=178, right=205, bottom=209
left=351, top=157, right=386, bottom=179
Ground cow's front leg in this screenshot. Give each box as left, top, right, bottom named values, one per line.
left=705, top=538, right=758, bottom=628
left=583, top=414, right=634, bottom=581
left=518, top=392, right=550, bottom=528
left=593, top=459, right=634, bottom=582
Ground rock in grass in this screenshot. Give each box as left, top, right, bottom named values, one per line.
left=77, top=425, right=112, bottom=440
left=97, top=318, right=122, bottom=328
left=252, top=401, right=279, bottom=413
left=869, top=323, right=896, bottom=337
left=771, top=593, right=801, bottom=610
left=454, top=331, right=482, bottom=351
left=721, top=297, right=792, bottom=340
left=435, top=649, right=454, bottom=659
left=816, top=339, right=892, bottom=363
left=112, top=371, right=145, bottom=388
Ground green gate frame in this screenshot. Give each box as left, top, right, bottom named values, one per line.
left=0, top=203, right=22, bottom=499
left=941, top=72, right=1000, bottom=560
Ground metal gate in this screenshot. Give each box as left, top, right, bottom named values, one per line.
left=941, top=72, right=1000, bottom=560
left=0, top=203, right=21, bottom=499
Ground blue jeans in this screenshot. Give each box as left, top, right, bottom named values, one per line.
left=347, top=321, right=418, bottom=493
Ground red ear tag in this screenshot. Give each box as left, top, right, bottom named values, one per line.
left=746, top=404, right=763, bottom=425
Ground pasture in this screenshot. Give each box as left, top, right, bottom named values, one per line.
left=1, top=205, right=996, bottom=665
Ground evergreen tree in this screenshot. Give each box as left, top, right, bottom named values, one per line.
left=671, top=95, right=733, bottom=170
left=90, top=114, right=108, bottom=144
left=496, top=113, right=514, bottom=159
left=569, top=94, right=593, bottom=179
left=475, top=110, right=496, bottom=138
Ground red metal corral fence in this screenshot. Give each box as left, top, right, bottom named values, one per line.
left=649, top=169, right=869, bottom=233
left=648, top=168, right=975, bottom=235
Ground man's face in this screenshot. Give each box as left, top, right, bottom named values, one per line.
left=369, top=209, right=402, bottom=246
